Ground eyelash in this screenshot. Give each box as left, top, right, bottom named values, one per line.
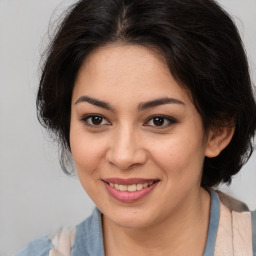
left=81, top=114, right=177, bottom=128
left=81, top=114, right=110, bottom=127
left=144, top=115, right=177, bottom=128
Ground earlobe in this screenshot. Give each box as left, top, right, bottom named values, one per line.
left=205, top=126, right=235, bottom=158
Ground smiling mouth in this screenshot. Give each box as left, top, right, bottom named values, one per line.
left=102, top=178, right=160, bottom=202
left=105, top=181, right=155, bottom=192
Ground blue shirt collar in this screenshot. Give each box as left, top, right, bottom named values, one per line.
left=72, top=189, right=220, bottom=256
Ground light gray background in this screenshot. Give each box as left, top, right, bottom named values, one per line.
left=0, top=0, right=255, bottom=255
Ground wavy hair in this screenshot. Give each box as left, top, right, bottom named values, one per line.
left=37, top=0, right=256, bottom=188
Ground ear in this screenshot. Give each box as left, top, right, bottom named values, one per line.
left=205, top=126, right=235, bottom=158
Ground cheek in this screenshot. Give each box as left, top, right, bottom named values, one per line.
left=70, top=131, right=106, bottom=199
left=149, top=134, right=206, bottom=180
left=70, top=127, right=105, bottom=176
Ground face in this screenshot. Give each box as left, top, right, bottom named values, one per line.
left=70, top=44, right=211, bottom=229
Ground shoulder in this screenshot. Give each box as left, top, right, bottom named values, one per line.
left=15, top=208, right=104, bottom=256
left=212, top=190, right=256, bottom=255
left=216, top=190, right=249, bottom=212
left=14, top=227, right=75, bottom=256
left=14, top=228, right=75, bottom=256
left=71, top=208, right=105, bottom=255
left=14, top=236, right=54, bottom=256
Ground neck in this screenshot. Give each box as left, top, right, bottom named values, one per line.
left=103, top=187, right=211, bottom=256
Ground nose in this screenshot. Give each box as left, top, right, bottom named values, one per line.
left=106, top=126, right=147, bottom=170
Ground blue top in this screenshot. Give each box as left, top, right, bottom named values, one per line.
left=15, top=190, right=255, bottom=256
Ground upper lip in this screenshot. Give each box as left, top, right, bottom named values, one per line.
left=103, top=178, right=159, bottom=185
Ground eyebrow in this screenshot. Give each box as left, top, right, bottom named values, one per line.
left=75, top=96, right=184, bottom=111
left=75, top=96, right=113, bottom=110
left=138, top=97, right=185, bottom=111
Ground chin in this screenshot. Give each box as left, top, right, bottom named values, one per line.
left=112, top=216, right=154, bottom=229
left=102, top=205, right=160, bottom=230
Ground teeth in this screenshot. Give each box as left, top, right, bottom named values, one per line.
left=109, top=181, right=155, bottom=192
left=128, top=184, right=137, bottom=192
left=136, top=184, right=143, bottom=190
left=143, top=183, right=148, bottom=188
left=119, top=185, right=127, bottom=192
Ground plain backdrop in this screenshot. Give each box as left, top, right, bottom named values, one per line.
left=0, top=0, right=255, bottom=255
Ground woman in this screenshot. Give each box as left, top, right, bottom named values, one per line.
left=16, top=0, right=256, bottom=255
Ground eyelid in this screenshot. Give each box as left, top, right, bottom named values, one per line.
left=81, top=114, right=111, bottom=127
left=80, top=113, right=176, bottom=128
left=144, top=115, right=177, bottom=128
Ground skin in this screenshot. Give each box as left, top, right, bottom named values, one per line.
left=70, top=44, right=234, bottom=256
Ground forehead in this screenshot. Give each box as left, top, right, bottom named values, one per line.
left=73, top=44, right=191, bottom=106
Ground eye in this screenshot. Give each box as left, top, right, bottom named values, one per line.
left=81, top=114, right=110, bottom=127
left=144, top=115, right=176, bottom=128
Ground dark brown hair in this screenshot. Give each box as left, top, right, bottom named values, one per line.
left=37, top=0, right=256, bottom=188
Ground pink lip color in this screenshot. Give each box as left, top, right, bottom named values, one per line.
left=103, top=178, right=157, bottom=185
left=103, top=178, right=159, bottom=203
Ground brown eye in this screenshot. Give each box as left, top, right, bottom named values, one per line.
left=144, top=115, right=176, bottom=128
left=152, top=117, right=164, bottom=126
left=91, top=116, right=103, bottom=125
left=82, top=114, right=110, bottom=127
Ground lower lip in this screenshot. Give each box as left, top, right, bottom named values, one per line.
left=103, top=182, right=158, bottom=203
